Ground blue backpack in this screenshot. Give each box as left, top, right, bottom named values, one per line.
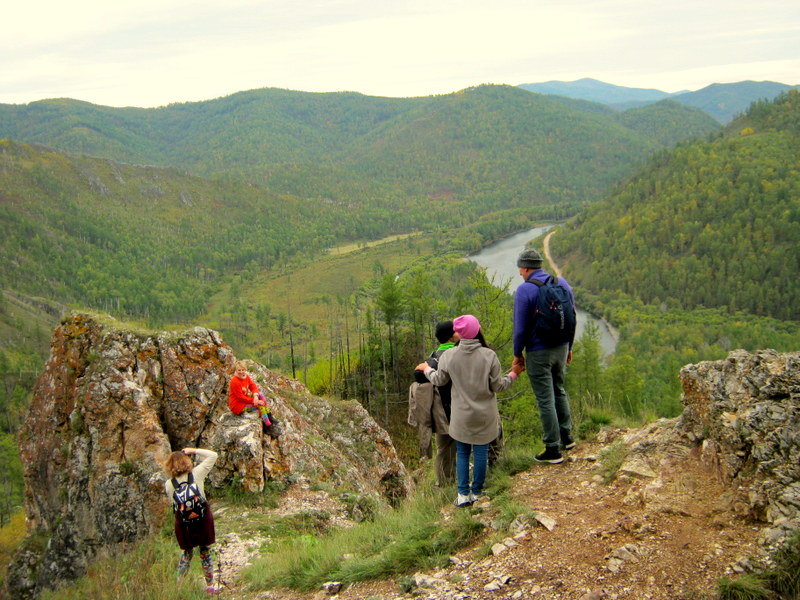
left=527, top=275, right=577, bottom=346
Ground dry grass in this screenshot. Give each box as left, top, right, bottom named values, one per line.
left=0, top=511, right=26, bottom=587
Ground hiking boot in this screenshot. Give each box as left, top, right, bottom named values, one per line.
left=265, top=423, right=283, bottom=439
left=534, top=446, right=564, bottom=464
left=454, top=493, right=473, bottom=507
left=561, top=434, right=576, bottom=450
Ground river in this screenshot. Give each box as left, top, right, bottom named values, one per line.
left=468, top=226, right=618, bottom=356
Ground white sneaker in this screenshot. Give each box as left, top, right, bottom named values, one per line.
left=469, top=492, right=486, bottom=503
left=454, top=493, right=473, bottom=507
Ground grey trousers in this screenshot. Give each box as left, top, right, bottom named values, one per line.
left=526, top=345, right=573, bottom=448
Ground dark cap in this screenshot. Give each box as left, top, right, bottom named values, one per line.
left=517, top=248, right=543, bottom=269
left=434, top=321, right=455, bottom=343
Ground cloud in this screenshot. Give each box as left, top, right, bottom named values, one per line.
left=1, top=0, right=798, bottom=106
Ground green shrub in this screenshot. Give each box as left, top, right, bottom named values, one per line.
left=595, top=441, right=628, bottom=484
left=339, top=492, right=380, bottom=522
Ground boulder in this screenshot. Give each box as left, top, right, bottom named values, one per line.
left=679, top=349, right=800, bottom=527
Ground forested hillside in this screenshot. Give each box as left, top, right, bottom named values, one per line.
left=671, top=81, right=798, bottom=124
left=0, top=91, right=420, bottom=172
left=0, top=140, right=362, bottom=322
left=611, top=100, right=720, bottom=147
left=0, top=85, right=719, bottom=213
left=553, top=90, right=800, bottom=321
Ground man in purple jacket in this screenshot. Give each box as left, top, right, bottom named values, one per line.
left=512, top=248, right=576, bottom=464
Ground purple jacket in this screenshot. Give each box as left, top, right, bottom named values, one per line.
left=513, top=269, right=575, bottom=355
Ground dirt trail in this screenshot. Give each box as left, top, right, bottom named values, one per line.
left=209, top=430, right=762, bottom=600
left=543, top=230, right=562, bottom=279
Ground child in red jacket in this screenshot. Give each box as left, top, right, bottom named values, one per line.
left=229, top=361, right=272, bottom=426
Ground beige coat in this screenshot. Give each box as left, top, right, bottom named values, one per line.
left=425, top=339, right=514, bottom=445
left=408, top=381, right=450, bottom=457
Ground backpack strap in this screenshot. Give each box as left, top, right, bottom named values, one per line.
left=527, top=276, right=545, bottom=287
left=171, top=472, right=194, bottom=490
left=525, top=273, right=558, bottom=287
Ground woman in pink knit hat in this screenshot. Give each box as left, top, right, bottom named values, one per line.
left=416, top=314, right=523, bottom=507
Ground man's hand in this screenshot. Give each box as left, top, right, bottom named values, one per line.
left=512, top=355, right=526, bottom=370
left=567, top=350, right=573, bottom=365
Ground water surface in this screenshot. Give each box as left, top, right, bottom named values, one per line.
left=469, top=226, right=617, bottom=356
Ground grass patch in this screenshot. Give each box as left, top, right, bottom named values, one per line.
left=765, top=529, right=800, bottom=598
left=39, top=532, right=209, bottom=600
left=244, top=483, right=484, bottom=592
left=480, top=445, right=538, bottom=501
left=721, top=529, right=800, bottom=600
left=491, top=446, right=538, bottom=477
left=576, top=408, right=614, bottom=440
left=595, top=440, right=629, bottom=484
left=717, top=575, right=775, bottom=600
left=257, top=511, right=332, bottom=538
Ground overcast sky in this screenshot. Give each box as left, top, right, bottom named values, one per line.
left=2, top=0, right=798, bottom=108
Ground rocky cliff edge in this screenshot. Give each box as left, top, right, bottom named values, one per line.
left=7, top=313, right=411, bottom=599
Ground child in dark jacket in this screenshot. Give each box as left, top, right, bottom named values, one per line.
left=410, top=321, right=457, bottom=486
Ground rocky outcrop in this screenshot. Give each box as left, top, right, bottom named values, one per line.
left=680, top=349, right=800, bottom=545
left=7, top=313, right=411, bottom=599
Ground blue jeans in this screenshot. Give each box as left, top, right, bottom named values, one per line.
left=526, top=345, right=573, bottom=447
left=456, top=441, right=489, bottom=496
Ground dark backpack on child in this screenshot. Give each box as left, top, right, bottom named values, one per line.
left=171, top=472, right=208, bottom=524
left=527, top=274, right=577, bottom=346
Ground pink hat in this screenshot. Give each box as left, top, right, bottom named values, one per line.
left=453, top=314, right=481, bottom=340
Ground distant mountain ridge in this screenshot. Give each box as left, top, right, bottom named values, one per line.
left=518, top=78, right=798, bottom=123
left=519, top=78, right=674, bottom=105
